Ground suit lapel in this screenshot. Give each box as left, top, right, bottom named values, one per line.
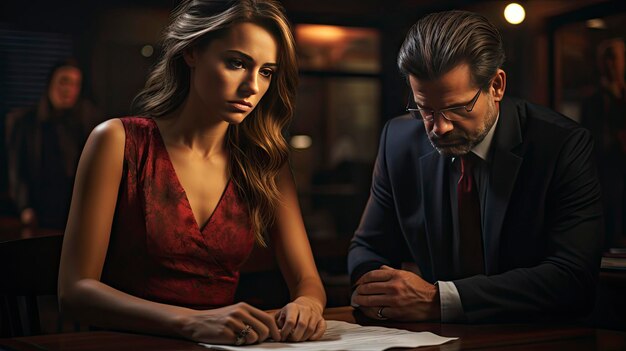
left=420, top=150, right=453, bottom=279
left=484, top=97, right=523, bottom=274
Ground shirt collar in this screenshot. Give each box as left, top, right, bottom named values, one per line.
left=449, top=112, right=500, bottom=164
left=470, top=112, right=499, bottom=161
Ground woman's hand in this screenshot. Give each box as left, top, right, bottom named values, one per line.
left=177, top=302, right=281, bottom=345
left=275, top=296, right=326, bottom=342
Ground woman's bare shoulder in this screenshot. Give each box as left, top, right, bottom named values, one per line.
left=88, top=118, right=126, bottom=146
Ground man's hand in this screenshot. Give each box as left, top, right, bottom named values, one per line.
left=351, top=265, right=441, bottom=321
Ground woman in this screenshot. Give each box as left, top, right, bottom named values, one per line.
left=58, top=0, right=326, bottom=345
left=6, top=59, right=101, bottom=229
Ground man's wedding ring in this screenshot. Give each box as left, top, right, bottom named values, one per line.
left=377, top=307, right=388, bottom=320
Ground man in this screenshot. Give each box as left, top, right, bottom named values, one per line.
left=581, top=39, right=626, bottom=249
left=348, top=10, right=602, bottom=323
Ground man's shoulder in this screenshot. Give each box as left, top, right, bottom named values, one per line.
left=505, top=96, right=587, bottom=145
left=507, top=97, right=581, bottom=132
left=374, top=114, right=437, bottom=168
left=382, top=114, right=428, bottom=140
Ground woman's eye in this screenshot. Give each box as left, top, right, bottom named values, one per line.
left=227, top=59, right=244, bottom=69
left=260, top=68, right=274, bottom=78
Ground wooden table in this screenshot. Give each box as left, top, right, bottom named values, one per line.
left=0, top=217, right=63, bottom=242
left=1, top=307, right=625, bottom=350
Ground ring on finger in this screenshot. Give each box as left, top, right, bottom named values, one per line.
left=235, top=324, right=252, bottom=346
left=377, top=307, right=388, bottom=320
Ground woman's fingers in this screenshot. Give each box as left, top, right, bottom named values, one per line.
left=229, top=319, right=259, bottom=345
left=309, top=318, right=326, bottom=341
left=279, top=305, right=299, bottom=341
left=300, top=314, right=319, bottom=341
left=277, top=302, right=328, bottom=342
left=188, top=303, right=286, bottom=345
left=222, top=303, right=281, bottom=344
left=289, top=311, right=310, bottom=341
left=224, top=302, right=326, bottom=344
left=241, top=303, right=281, bottom=342
left=275, top=309, right=286, bottom=329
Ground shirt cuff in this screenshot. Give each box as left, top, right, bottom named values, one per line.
left=437, top=281, right=465, bottom=322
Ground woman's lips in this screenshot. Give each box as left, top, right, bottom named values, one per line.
left=228, top=101, right=253, bottom=112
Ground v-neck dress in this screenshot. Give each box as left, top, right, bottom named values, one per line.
left=101, top=117, right=254, bottom=310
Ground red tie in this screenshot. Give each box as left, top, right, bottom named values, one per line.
left=458, top=154, right=485, bottom=277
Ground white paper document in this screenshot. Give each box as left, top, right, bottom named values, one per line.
left=200, top=320, right=458, bottom=351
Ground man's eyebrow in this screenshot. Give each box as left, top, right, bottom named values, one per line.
left=224, top=50, right=278, bottom=67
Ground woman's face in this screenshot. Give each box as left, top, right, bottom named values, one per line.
left=48, top=66, right=82, bottom=110
left=185, top=22, right=278, bottom=125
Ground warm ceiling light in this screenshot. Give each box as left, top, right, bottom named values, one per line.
left=504, top=3, right=525, bottom=25
left=290, top=135, right=313, bottom=149
left=586, top=19, right=607, bottom=29
left=141, top=45, right=154, bottom=57
left=296, top=24, right=346, bottom=44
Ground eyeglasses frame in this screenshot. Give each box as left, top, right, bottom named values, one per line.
left=406, top=87, right=483, bottom=122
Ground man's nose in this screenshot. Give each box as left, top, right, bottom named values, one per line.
left=431, top=113, right=454, bottom=136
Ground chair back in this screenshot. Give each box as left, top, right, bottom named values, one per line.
left=0, top=235, right=63, bottom=337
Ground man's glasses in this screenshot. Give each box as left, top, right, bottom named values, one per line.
left=406, top=88, right=482, bottom=122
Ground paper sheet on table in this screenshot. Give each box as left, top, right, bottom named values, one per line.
left=200, top=320, right=458, bottom=351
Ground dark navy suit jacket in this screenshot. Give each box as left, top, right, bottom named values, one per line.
left=348, top=96, right=603, bottom=322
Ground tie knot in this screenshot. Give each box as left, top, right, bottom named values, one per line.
left=460, top=153, right=479, bottom=174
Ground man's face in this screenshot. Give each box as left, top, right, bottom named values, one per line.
left=409, top=64, right=500, bottom=157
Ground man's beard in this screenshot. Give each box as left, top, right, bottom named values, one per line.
left=427, top=98, right=498, bottom=157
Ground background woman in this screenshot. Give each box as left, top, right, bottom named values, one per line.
left=6, top=59, right=102, bottom=229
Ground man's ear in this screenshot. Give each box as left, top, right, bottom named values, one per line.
left=183, top=47, right=197, bottom=68
left=491, top=69, right=506, bottom=102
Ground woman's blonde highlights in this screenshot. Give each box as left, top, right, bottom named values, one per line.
left=133, top=0, right=298, bottom=245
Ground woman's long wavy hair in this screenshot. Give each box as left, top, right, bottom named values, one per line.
left=132, top=0, right=298, bottom=245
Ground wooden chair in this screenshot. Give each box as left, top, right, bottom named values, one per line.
left=0, top=234, right=63, bottom=337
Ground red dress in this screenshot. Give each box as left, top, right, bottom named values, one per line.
left=101, top=117, right=254, bottom=310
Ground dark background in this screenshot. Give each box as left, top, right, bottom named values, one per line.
left=1, top=0, right=624, bottom=308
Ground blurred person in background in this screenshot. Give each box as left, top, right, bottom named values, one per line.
left=5, top=58, right=102, bottom=229
left=581, top=38, right=626, bottom=249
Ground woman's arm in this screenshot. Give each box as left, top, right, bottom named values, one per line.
left=271, top=164, right=327, bottom=341
left=58, top=119, right=279, bottom=344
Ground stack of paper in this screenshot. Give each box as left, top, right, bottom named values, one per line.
left=200, top=320, right=457, bottom=351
